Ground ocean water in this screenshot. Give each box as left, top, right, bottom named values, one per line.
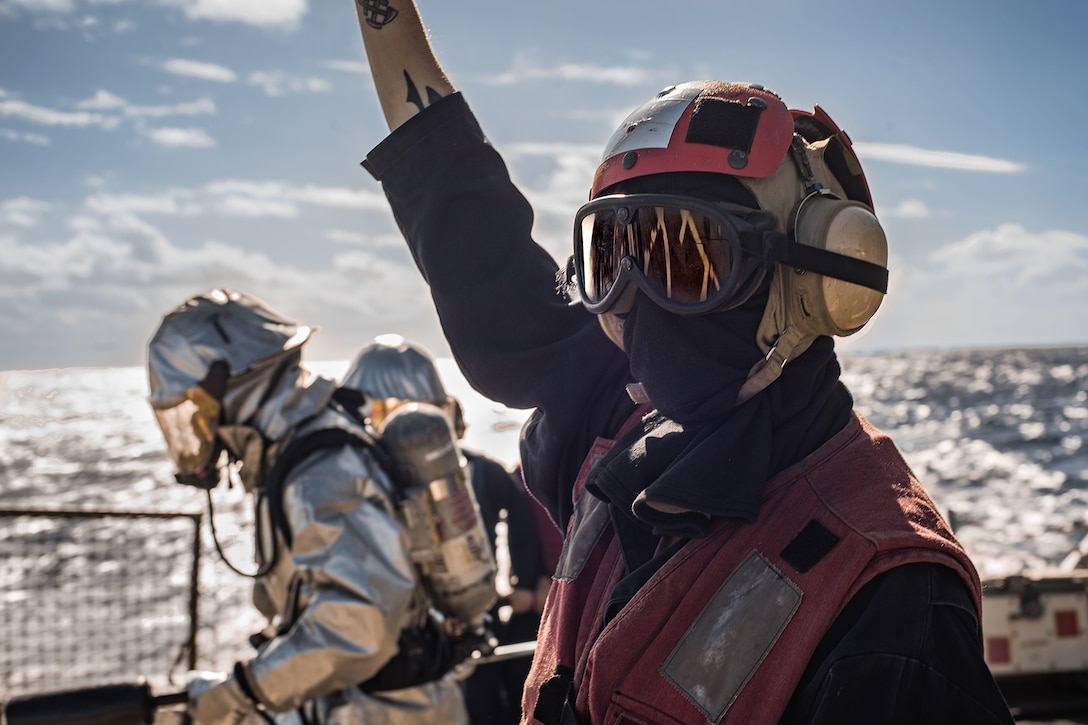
left=5, top=348, right=1082, bottom=575
left=837, top=345, right=1088, bottom=578
left=0, top=358, right=531, bottom=699
left=1, top=346, right=1087, bottom=700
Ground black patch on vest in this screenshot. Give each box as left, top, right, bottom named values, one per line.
left=533, top=665, right=575, bottom=725
left=780, top=519, right=840, bottom=573
left=685, top=97, right=762, bottom=153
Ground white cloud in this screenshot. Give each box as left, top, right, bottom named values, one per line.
left=324, top=229, right=368, bottom=245
left=108, top=211, right=173, bottom=263
left=79, top=180, right=388, bottom=222
left=125, top=97, right=216, bottom=117
left=174, top=0, right=308, bottom=27
left=3, top=91, right=225, bottom=140
left=204, top=180, right=389, bottom=210
left=0, top=98, right=119, bottom=128
left=857, top=224, right=1088, bottom=352
left=564, top=106, right=632, bottom=124
left=162, top=58, right=238, bottom=83
left=853, top=142, right=1025, bottom=173
left=0, top=207, right=434, bottom=369
left=67, top=215, right=102, bottom=232
left=322, top=60, right=369, bottom=75
left=511, top=145, right=598, bottom=210
left=0, top=127, right=50, bottom=145
left=86, top=191, right=202, bottom=216
left=321, top=229, right=410, bottom=250
left=930, top=224, right=1088, bottom=285
left=502, top=142, right=600, bottom=257
left=0, top=197, right=51, bottom=227
left=290, top=185, right=383, bottom=208
left=77, top=89, right=215, bottom=119
left=481, top=59, right=652, bottom=87
left=0, top=0, right=76, bottom=14
left=216, top=196, right=298, bottom=218
left=77, top=89, right=126, bottom=110
left=1, top=90, right=212, bottom=142
left=884, top=199, right=932, bottom=219
left=0, top=3, right=137, bottom=34
left=506, top=141, right=601, bottom=158
left=144, top=126, right=216, bottom=147
left=247, top=71, right=331, bottom=97
left=0, top=171, right=437, bottom=367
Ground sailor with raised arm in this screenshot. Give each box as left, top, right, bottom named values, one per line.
left=350, top=3, right=1015, bottom=723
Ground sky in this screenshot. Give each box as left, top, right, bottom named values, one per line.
left=1, top=0, right=1087, bottom=373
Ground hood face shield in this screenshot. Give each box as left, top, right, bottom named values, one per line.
left=153, top=385, right=222, bottom=487
left=367, top=396, right=458, bottom=433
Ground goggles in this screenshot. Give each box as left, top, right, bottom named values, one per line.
left=572, top=194, right=774, bottom=316
left=152, top=385, right=222, bottom=488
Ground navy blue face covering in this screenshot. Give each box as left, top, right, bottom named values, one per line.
left=622, top=290, right=766, bottom=426
left=585, top=171, right=856, bottom=537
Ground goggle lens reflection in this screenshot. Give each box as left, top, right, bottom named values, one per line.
left=580, top=205, right=735, bottom=306
left=575, top=195, right=766, bottom=314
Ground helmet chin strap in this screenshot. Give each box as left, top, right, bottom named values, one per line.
left=736, top=324, right=814, bottom=405
left=737, top=232, right=818, bottom=406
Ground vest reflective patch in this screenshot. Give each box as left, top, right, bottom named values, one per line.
left=555, top=494, right=610, bottom=581
left=661, top=550, right=802, bottom=722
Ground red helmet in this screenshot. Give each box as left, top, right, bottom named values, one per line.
left=590, top=81, right=795, bottom=199
left=582, top=81, right=889, bottom=403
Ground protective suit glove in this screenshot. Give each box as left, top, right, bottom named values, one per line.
left=186, top=670, right=254, bottom=725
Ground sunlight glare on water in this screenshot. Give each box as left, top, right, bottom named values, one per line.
left=3, top=348, right=1088, bottom=578
left=2, top=345, right=1087, bottom=689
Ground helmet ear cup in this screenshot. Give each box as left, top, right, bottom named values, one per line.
left=742, top=189, right=889, bottom=404
left=787, top=194, right=888, bottom=338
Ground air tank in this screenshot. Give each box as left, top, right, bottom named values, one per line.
left=380, top=402, right=497, bottom=625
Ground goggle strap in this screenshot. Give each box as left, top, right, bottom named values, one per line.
left=766, top=234, right=888, bottom=293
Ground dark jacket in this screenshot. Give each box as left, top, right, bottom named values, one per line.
left=364, top=92, right=1014, bottom=724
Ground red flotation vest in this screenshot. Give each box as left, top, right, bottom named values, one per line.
left=523, top=413, right=981, bottom=725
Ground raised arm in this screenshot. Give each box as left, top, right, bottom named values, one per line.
left=353, top=0, right=454, bottom=131
left=351, top=0, right=637, bottom=527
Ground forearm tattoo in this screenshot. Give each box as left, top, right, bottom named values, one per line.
left=403, top=70, right=445, bottom=113
left=359, top=0, right=398, bottom=29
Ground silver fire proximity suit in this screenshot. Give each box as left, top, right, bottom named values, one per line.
left=241, top=407, right=468, bottom=725
left=147, top=289, right=469, bottom=725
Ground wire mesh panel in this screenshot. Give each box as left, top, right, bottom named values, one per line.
left=0, top=508, right=200, bottom=701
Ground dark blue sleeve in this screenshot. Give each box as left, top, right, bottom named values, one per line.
left=364, top=93, right=636, bottom=526
left=466, top=450, right=544, bottom=589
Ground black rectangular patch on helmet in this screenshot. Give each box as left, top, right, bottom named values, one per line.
left=780, top=520, right=840, bottom=573
left=685, top=97, right=761, bottom=153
